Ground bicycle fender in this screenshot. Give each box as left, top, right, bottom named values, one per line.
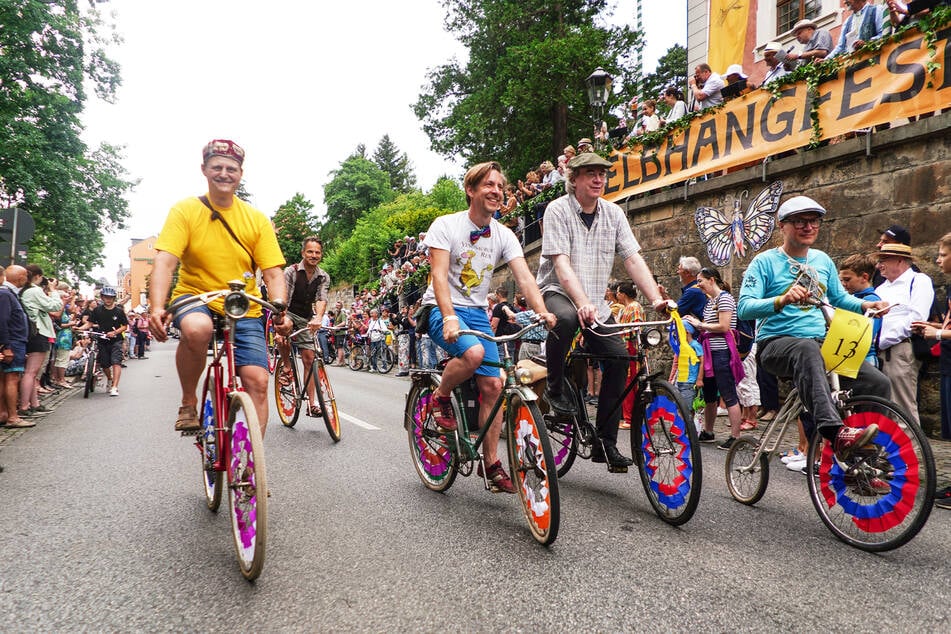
left=512, top=384, right=538, bottom=402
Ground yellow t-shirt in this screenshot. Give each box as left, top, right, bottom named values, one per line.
left=155, top=195, right=285, bottom=317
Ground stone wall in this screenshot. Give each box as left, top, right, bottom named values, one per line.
left=490, top=113, right=951, bottom=436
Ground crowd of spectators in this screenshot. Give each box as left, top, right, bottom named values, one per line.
left=0, top=263, right=152, bottom=429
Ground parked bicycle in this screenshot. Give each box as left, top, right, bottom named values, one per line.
left=347, top=332, right=394, bottom=373
left=273, top=313, right=341, bottom=441
left=725, top=299, right=936, bottom=551
left=168, top=281, right=286, bottom=580
left=404, top=317, right=560, bottom=545
left=529, top=310, right=702, bottom=526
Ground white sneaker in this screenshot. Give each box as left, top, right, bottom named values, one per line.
left=780, top=449, right=804, bottom=464
left=785, top=457, right=808, bottom=473
left=109, top=387, right=119, bottom=397
left=716, top=407, right=728, bottom=416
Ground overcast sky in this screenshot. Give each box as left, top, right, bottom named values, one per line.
left=82, top=0, right=687, bottom=281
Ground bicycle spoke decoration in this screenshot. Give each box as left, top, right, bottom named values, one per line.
left=229, top=417, right=259, bottom=559
left=640, top=393, right=693, bottom=510
left=512, top=405, right=553, bottom=529
left=411, top=389, right=453, bottom=480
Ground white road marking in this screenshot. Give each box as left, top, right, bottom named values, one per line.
left=339, top=412, right=380, bottom=430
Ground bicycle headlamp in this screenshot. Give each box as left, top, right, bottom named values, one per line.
left=223, top=292, right=250, bottom=319
left=644, top=328, right=663, bottom=347
left=515, top=367, right=534, bottom=385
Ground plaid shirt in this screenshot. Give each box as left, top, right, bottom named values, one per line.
left=536, top=193, right=640, bottom=320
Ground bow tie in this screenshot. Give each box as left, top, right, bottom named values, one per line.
left=469, top=225, right=491, bottom=243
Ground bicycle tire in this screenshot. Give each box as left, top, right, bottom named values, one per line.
left=725, top=435, right=770, bottom=505
left=806, top=395, right=936, bottom=552
left=631, top=380, right=702, bottom=526
left=405, top=382, right=457, bottom=492
left=377, top=348, right=394, bottom=374
left=199, top=370, right=223, bottom=511
left=273, top=355, right=301, bottom=427
left=228, top=391, right=267, bottom=580
left=507, top=395, right=559, bottom=545
left=82, top=354, right=96, bottom=398
left=314, top=360, right=341, bottom=442
left=348, top=347, right=364, bottom=371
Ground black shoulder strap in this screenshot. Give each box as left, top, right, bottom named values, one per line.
left=198, top=195, right=257, bottom=271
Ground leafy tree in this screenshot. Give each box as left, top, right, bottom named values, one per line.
left=372, top=134, right=417, bottom=194
left=319, top=149, right=394, bottom=246
left=414, top=0, right=642, bottom=180
left=272, top=193, right=318, bottom=266
left=0, top=0, right=134, bottom=280
left=322, top=179, right=465, bottom=285
left=235, top=180, right=253, bottom=202
left=640, top=44, right=688, bottom=110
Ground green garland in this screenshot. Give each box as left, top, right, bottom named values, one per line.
left=499, top=181, right=566, bottom=226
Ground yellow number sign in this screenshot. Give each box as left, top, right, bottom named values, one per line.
left=820, top=309, right=873, bottom=378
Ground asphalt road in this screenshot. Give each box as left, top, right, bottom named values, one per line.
left=1, top=340, right=949, bottom=632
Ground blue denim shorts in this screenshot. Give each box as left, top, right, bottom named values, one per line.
left=173, top=296, right=267, bottom=369
left=427, top=305, right=501, bottom=378
left=2, top=341, right=26, bottom=373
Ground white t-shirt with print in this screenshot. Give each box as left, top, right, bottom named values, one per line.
left=421, top=210, right=523, bottom=308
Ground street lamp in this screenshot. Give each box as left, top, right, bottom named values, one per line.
left=585, top=67, right=613, bottom=150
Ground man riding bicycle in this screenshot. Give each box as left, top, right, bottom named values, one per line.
left=536, top=153, right=668, bottom=471
left=81, top=286, right=127, bottom=397
left=148, top=139, right=291, bottom=435
left=278, top=236, right=329, bottom=416
left=420, top=161, right=555, bottom=494
left=737, top=196, right=891, bottom=463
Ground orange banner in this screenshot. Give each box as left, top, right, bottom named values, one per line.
left=605, top=26, right=951, bottom=202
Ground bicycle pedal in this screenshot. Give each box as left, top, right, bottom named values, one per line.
left=180, top=430, right=199, bottom=437
left=607, top=465, right=628, bottom=474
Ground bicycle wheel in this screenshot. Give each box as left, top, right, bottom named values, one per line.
left=348, top=346, right=364, bottom=371
left=273, top=355, right=301, bottom=427
left=507, top=395, right=559, bottom=545
left=227, top=391, right=267, bottom=580
left=725, top=435, right=770, bottom=505
left=376, top=348, right=394, bottom=374
left=405, top=382, right=457, bottom=492
left=631, top=380, right=702, bottom=526
left=83, top=354, right=96, bottom=398
left=199, top=370, right=223, bottom=511
left=314, top=360, right=341, bottom=442
left=806, top=396, right=935, bottom=552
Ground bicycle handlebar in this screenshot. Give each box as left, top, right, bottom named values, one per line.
left=585, top=315, right=673, bottom=338
left=167, top=283, right=286, bottom=320
left=457, top=315, right=547, bottom=344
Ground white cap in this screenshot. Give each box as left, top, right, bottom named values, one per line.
left=725, top=64, right=747, bottom=79
left=777, top=196, right=827, bottom=221
left=763, top=41, right=784, bottom=52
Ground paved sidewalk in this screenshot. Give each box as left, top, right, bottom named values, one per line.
left=0, top=380, right=80, bottom=449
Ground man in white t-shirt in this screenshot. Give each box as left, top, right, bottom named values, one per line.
left=420, top=161, right=555, bottom=494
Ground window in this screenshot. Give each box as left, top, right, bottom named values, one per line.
left=776, top=0, right=821, bottom=35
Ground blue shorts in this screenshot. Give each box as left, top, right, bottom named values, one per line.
left=2, top=341, right=26, bottom=373
left=427, top=305, right=500, bottom=378
left=173, top=297, right=268, bottom=369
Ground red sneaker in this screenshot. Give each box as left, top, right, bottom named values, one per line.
left=833, top=424, right=879, bottom=462
left=431, top=395, right=457, bottom=431
left=478, top=460, right=516, bottom=494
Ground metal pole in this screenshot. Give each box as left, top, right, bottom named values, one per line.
left=10, top=207, right=19, bottom=265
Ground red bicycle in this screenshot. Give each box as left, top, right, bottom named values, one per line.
left=169, top=281, right=287, bottom=581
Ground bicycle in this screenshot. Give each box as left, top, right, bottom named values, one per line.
left=273, top=313, right=341, bottom=441
left=347, top=333, right=394, bottom=373
left=404, top=317, right=560, bottom=545
left=168, top=281, right=287, bottom=580
left=724, top=300, right=936, bottom=551
left=530, top=310, right=702, bottom=526
left=264, top=310, right=279, bottom=374
left=81, top=331, right=111, bottom=398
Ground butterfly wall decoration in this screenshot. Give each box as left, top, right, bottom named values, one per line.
left=694, top=181, right=784, bottom=266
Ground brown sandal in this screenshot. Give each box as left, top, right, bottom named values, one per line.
left=174, top=405, right=200, bottom=432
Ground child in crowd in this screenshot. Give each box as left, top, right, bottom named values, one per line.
left=838, top=253, right=883, bottom=368
left=669, top=322, right=703, bottom=413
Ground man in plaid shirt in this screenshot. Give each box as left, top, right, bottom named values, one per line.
left=536, top=153, right=668, bottom=471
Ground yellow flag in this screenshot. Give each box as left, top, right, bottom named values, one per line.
left=669, top=309, right=699, bottom=384
left=708, top=0, right=750, bottom=74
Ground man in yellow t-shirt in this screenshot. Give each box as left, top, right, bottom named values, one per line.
left=148, top=139, right=291, bottom=436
